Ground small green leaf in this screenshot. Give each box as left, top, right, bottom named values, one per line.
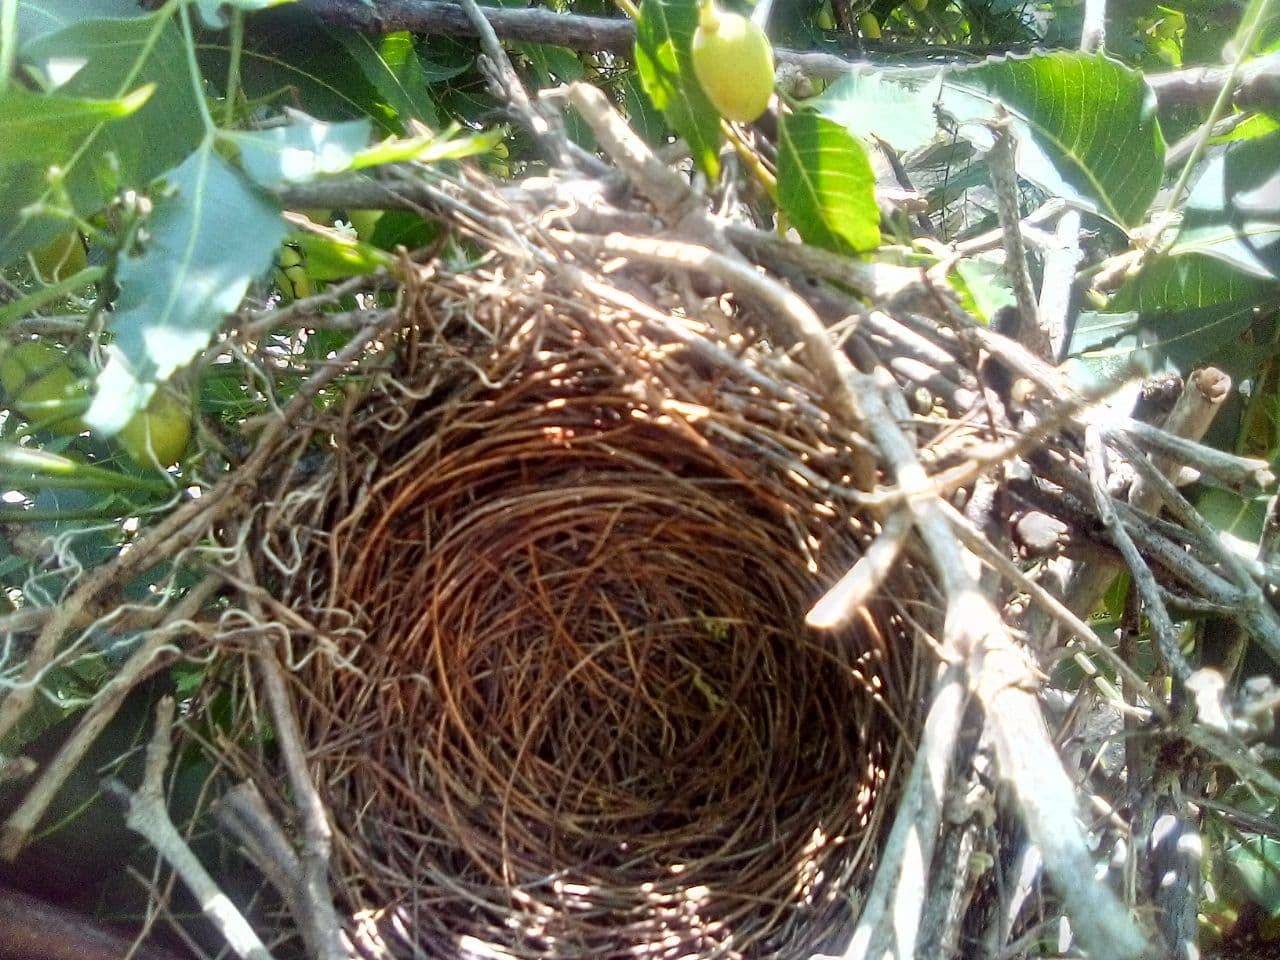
left=225, top=113, right=372, bottom=187
left=0, top=443, right=172, bottom=496
left=286, top=229, right=393, bottom=281
left=633, top=0, right=720, bottom=179
left=777, top=111, right=879, bottom=253
left=350, top=125, right=504, bottom=169
left=85, top=147, right=286, bottom=434
left=515, top=42, right=586, bottom=85
left=0, top=84, right=152, bottom=166
left=952, top=258, right=1017, bottom=322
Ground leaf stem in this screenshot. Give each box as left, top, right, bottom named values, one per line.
left=0, top=267, right=105, bottom=330
left=223, top=8, right=245, bottom=128
left=0, top=0, right=17, bottom=96
left=178, top=3, right=216, bottom=135
left=1159, top=0, right=1276, bottom=225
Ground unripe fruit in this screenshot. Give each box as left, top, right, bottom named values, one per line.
left=275, top=243, right=312, bottom=301
left=28, top=232, right=87, bottom=284
left=816, top=3, right=836, bottom=30
left=118, top=388, right=191, bottom=469
left=345, top=209, right=382, bottom=240
left=908, top=0, right=929, bottom=13
left=860, top=11, right=881, bottom=38
left=690, top=0, right=775, bottom=123
left=0, top=340, right=88, bottom=434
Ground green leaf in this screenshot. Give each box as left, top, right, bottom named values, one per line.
left=940, top=52, right=1166, bottom=227
left=620, top=72, right=669, bottom=147
left=812, top=69, right=945, bottom=151
left=286, top=229, right=393, bottom=281
left=329, top=28, right=440, bottom=133
left=1171, top=132, right=1280, bottom=281
left=350, top=125, right=504, bottom=169
left=15, top=0, right=145, bottom=50
left=85, top=147, right=287, bottom=434
left=515, top=41, right=586, bottom=85
left=0, top=443, right=172, bottom=496
left=224, top=113, right=372, bottom=188
left=952, top=257, right=1017, bottom=321
left=1111, top=253, right=1275, bottom=312
left=194, top=0, right=297, bottom=29
left=633, top=0, right=720, bottom=179
left=0, top=84, right=152, bottom=165
left=814, top=52, right=1166, bottom=228
left=777, top=111, right=879, bottom=253
left=1227, top=835, right=1280, bottom=917
left=3, top=7, right=204, bottom=264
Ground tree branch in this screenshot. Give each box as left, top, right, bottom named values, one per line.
left=292, top=0, right=1280, bottom=110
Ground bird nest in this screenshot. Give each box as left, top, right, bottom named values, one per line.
left=256, top=260, right=927, bottom=960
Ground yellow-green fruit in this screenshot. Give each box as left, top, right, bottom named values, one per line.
left=28, top=232, right=87, bottom=284
left=118, top=389, right=191, bottom=469
left=346, top=209, right=383, bottom=240
left=860, top=11, right=882, bottom=38
left=0, top=340, right=88, bottom=434
left=691, top=0, right=775, bottom=123
left=275, top=243, right=312, bottom=302
left=908, top=0, right=929, bottom=13
left=815, top=2, right=836, bottom=30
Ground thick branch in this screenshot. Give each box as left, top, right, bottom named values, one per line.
left=293, top=0, right=1280, bottom=109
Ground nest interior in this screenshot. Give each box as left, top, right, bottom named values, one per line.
left=270, top=266, right=925, bottom=960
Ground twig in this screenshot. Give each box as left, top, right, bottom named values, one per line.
left=1037, top=209, right=1082, bottom=361
left=1, top=573, right=222, bottom=857
left=851, top=375, right=1148, bottom=960
left=986, top=107, right=1051, bottom=361
left=940, top=499, right=1168, bottom=719
left=807, top=509, right=914, bottom=629
left=0, top=320, right=392, bottom=790
left=103, top=697, right=275, bottom=960
left=0, top=881, right=189, bottom=960
left=236, top=550, right=346, bottom=960
left=293, top=1, right=1280, bottom=110
left=1080, top=0, right=1107, bottom=53
left=1084, top=425, right=1191, bottom=681
left=831, top=666, right=967, bottom=960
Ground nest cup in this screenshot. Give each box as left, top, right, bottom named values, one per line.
left=274, top=268, right=923, bottom=960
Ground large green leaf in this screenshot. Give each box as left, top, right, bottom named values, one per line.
left=812, top=69, right=944, bottom=151
left=0, top=85, right=152, bottom=165
left=1111, top=253, right=1275, bottom=312
left=85, top=148, right=286, bottom=434
left=3, top=6, right=204, bottom=264
left=194, top=0, right=297, bottom=29
left=633, top=0, right=720, bottom=179
left=940, top=52, right=1165, bottom=227
left=225, top=114, right=372, bottom=187
left=1171, top=132, right=1280, bottom=281
left=15, top=0, right=143, bottom=49
left=813, top=52, right=1166, bottom=228
left=777, top=111, right=879, bottom=253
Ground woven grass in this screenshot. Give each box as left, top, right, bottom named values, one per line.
left=265, top=266, right=926, bottom=960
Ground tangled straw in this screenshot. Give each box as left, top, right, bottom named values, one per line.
left=276, top=274, right=921, bottom=960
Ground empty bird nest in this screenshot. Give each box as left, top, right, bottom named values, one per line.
left=6, top=80, right=1280, bottom=960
